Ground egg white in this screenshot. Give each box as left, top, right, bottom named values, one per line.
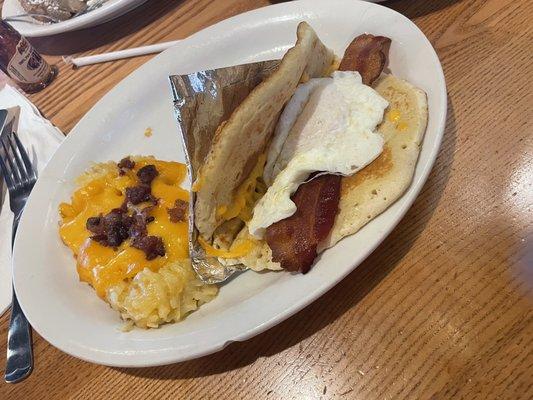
left=249, top=71, right=388, bottom=238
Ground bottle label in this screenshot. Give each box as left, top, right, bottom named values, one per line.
left=6, top=38, right=51, bottom=84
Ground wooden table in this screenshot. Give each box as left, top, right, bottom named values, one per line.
left=1, top=0, right=532, bottom=398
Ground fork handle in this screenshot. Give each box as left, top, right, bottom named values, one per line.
left=5, top=290, right=33, bottom=383
left=11, top=209, right=22, bottom=246
left=5, top=210, right=33, bottom=383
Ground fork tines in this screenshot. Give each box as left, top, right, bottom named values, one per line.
left=0, top=127, right=37, bottom=190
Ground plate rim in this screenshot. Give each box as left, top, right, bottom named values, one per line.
left=12, top=0, right=447, bottom=367
left=1, top=0, right=148, bottom=37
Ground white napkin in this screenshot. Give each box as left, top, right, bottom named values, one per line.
left=0, top=84, right=64, bottom=316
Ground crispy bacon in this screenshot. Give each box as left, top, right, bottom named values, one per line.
left=266, top=174, right=341, bottom=273
left=338, top=34, right=391, bottom=85
left=264, top=34, right=391, bottom=273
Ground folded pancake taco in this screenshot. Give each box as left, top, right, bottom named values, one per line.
left=192, top=22, right=428, bottom=274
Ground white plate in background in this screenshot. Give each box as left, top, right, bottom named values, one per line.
left=12, top=0, right=446, bottom=367
left=2, top=0, right=147, bottom=37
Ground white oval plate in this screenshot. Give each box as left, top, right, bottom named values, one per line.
left=13, top=0, right=446, bottom=367
left=2, top=0, right=147, bottom=37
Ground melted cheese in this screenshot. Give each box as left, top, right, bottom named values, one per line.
left=198, top=155, right=268, bottom=260
left=388, top=108, right=401, bottom=123
left=59, top=158, right=189, bottom=298
left=191, top=174, right=204, bottom=192
left=324, top=57, right=341, bottom=76
left=387, top=108, right=408, bottom=131
left=198, top=236, right=255, bottom=258
left=217, top=153, right=267, bottom=223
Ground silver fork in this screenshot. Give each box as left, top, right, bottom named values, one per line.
left=0, top=110, right=36, bottom=383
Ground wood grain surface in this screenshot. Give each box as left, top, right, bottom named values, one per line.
left=1, top=0, right=532, bottom=399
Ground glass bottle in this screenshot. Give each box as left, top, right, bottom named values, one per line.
left=0, top=21, right=57, bottom=93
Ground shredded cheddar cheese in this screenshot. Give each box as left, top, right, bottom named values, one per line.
left=217, top=153, right=267, bottom=223
left=198, top=236, right=255, bottom=258
left=58, top=158, right=189, bottom=298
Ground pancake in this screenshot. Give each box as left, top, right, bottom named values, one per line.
left=320, top=74, right=428, bottom=250
left=194, top=22, right=334, bottom=239
left=224, top=73, right=428, bottom=270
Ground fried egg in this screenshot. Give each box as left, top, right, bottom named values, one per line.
left=248, top=71, right=388, bottom=238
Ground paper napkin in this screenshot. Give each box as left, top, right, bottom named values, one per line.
left=0, top=84, right=64, bottom=316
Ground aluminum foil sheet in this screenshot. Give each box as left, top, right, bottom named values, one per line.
left=169, top=60, right=281, bottom=284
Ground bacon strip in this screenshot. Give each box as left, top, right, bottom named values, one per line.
left=338, top=34, right=391, bottom=85
left=265, top=34, right=391, bottom=273
left=265, top=174, right=341, bottom=273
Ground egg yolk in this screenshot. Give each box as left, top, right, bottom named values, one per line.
left=59, top=158, right=189, bottom=298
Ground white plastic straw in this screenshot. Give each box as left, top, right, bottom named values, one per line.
left=63, top=40, right=181, bottom=67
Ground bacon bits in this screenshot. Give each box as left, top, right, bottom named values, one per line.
left=125, top=185, right=153, bottom=205
left=86, top=161, right=166, bottom=260
left=137, top=164, right=159, bottom=185
left=131, top=236, right=166, bottom=260
left=128, top=208, right=153, bottom=239
left=117, top=157, right=135, bottom=175
left=86, top=208, right=132, bottom=248
left=124, top=165, right=159, bottom=206
left=167, top=199, right=188, bottom=223
left=118, top=157, right=135, bottom=169
left=265, top=174, right=341, bottom=273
